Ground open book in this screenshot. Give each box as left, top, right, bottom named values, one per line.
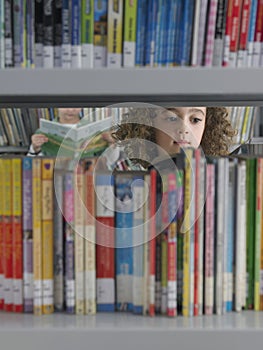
left=38, top=117, right=113, bottom=158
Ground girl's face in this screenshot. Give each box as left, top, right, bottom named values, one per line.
left=153, top=107, right=206, bottom=156
left=58, top=108, right=82, bottom=124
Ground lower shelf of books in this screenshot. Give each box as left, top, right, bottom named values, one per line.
left=1, top=311, right=263, bottom=350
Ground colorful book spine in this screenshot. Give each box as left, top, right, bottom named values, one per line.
left=204, top=162, right=215, bottom=315
left=93, top=0, right=108, bottom=67
left=123, top=0, right=137, bottom=67
left=96, top=173, right=115, bottom=312
left=132, top=174, right=144, bottom=314
left=228, top=0, right=243, bottom=67
left=3, top=158, right=13, bottom=312
left=61, top=0, right=71, bottom=68
left=12, top=158, right=23, bottom=313
left=204, top=0, right=219, bottom=66
left=84, top=159, right=96, bottom=314
left=167, top=172, right=177, bottom=317
left=64, top=171, right=75, bottom=314
left=43, top=0, right=54, bottom=68
left=194, top=148, right=200, bottom=316
left=41, top=158, right=54, bottom=314
left=81, top=0, right=94, bottom=68
left=71, top=0, right=82, bottom=68
left=107, top=0, right=123, bottom=67
left=115, top=173, right=134, bottom=311
left=26, top=0, right=35, bottom=68
left=22, top=157, right=33, bottom=313
left=144, top=0, right=156, bottom=66
left=35, top=0, right=44, bottom=67
left=237, top=0, right=251, bottom=67
left=74, top=162, right=85, bottom=314
left=225, top=159, right=236, bottom=312
left=247, top=0, right=258, bottom=66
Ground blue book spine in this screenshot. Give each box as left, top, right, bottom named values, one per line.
left=135, top=0, right=147, bottom=66
left=132, top=175, right=144, bottom=314
left=26, top=0, right=35, bottom=68
left=145, top=0, right=157, bottom=66
left=115, top=174, right=134, bottom=311
left=180, top=0, right=195, bottom=66
left=166, top=0, right=179, bottom=66
left=159, top=0, right=168, bottom=66
left=247, top=0, right=257, bottom=66
left=174, top=0, right=182, bottom=65
left=71, top=0, right=81, bottom=67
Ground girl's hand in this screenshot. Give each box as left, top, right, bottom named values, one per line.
left=31, top=133, right=48, bottom=153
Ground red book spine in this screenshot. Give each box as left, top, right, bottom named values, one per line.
left=96, top=173, right=115, bottom=312
left=0, top=159, right=4, bottom=309
left=229, top=0, right=243, bottom=66
left=252, top=0, right=263, bottom=66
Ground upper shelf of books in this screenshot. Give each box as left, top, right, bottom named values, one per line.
left=1, top=68, right=263, bottom=108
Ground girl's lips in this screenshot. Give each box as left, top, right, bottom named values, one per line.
left=175, top=141, right=191, bottom=146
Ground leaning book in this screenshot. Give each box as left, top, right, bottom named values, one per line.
left=38, top=117, right=113, bottom=158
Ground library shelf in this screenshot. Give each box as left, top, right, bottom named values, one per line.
left=0, top=311, right=263, bottom=350
left=0, top=146, right=28, bottom=154
left=1, top=67, right=263, bottom=107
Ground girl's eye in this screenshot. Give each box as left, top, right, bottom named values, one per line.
left=165, top=115, right=178, bottom=122
left=191, top=117, right=202, bottom=124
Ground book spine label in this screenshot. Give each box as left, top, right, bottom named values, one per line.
left=43, top=0, right=54, bottom=68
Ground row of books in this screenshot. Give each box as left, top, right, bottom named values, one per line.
left=0, top=0, right=262, bottom=69
left=0, top=152, right=263, bottom=316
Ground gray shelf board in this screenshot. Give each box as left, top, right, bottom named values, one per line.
left=1, top=311, right=263, bottom=350
left=0, top=146, right=28, bottom=153
left=1, top=67, right=263, bottom=107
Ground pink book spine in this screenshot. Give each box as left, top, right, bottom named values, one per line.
left=167, top=172, right=177, bottom=317
left=204, top=0, right=219, bottom=66
left=205, top=163, right=215, bottom=315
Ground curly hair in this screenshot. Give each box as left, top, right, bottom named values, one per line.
left=112, top=106, right=237, bottom=167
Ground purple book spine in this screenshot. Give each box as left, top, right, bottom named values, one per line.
left=22, top=157, right=33, bottom=313
left=64, top=172, right=75, bottom=314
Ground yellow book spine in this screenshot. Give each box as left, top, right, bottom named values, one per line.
left=84, top=161, right=96, bottom=315
left=41, top=158, right=54, bottom=314
left=33, top=158, right=42, bottom=315
left=107, top=0, right=123, bottom=67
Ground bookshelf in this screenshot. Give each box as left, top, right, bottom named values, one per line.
left=1, top=66, right=263, bottom=349
left=0, top=67, right=263, bottom=107
left=0, top=311, right=263, bottom=350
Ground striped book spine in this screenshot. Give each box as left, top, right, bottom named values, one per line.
left=81, top=0, right=94, bottom=68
